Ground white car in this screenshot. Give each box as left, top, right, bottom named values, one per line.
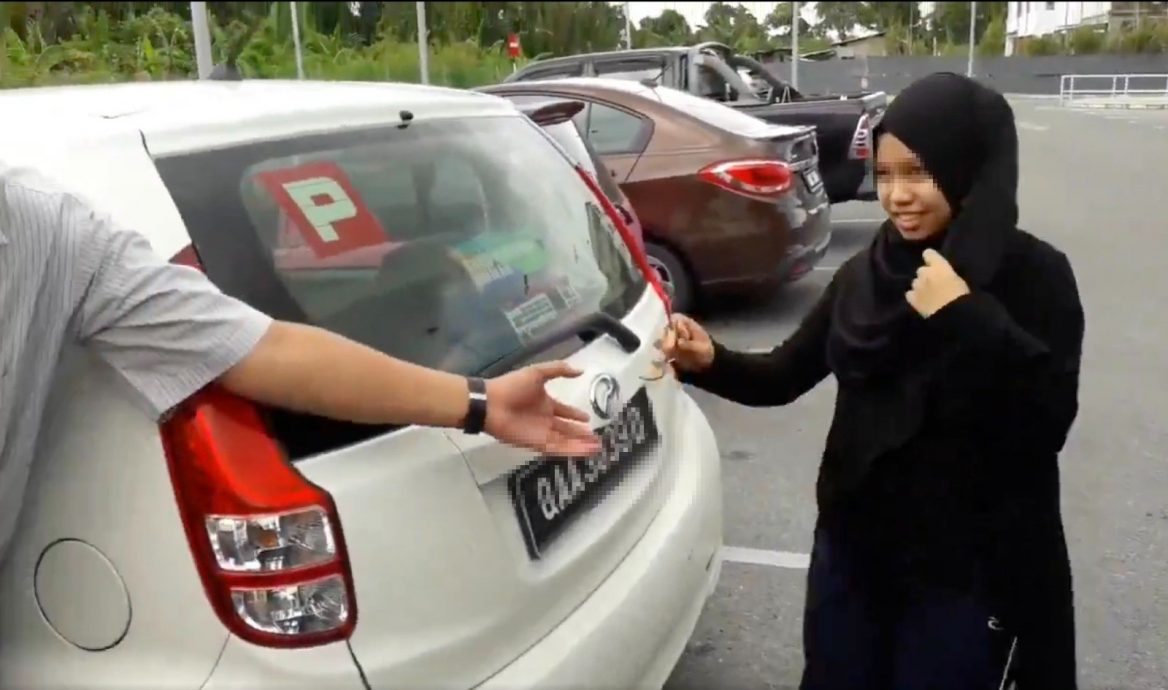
left=0, top=80, right=723, bottom=689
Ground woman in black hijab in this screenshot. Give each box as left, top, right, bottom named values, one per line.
left=663, top=73, right=1084, bottom=689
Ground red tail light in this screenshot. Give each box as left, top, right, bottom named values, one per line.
left=162, top=248, right=357, bottom=648
left=849, top=113, right=872, bottom=160
left=698, top=159, right=793, bottom=199
left=574, top=167, right=671, bottom=311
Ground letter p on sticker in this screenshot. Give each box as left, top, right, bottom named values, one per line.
left=283, top=177, right=358, bottom=243
left=255, top=161, right=388, bottom=258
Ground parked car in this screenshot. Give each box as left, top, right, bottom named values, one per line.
left=503, top=42, right=887, bottom=204
left=0, top=80, right=723, bottom=690
left=480, top=78, right=832, bottom=313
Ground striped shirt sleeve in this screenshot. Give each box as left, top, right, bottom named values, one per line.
left=57, top=190, right=273, bottom=420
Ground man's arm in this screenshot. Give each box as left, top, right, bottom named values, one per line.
left=60, top=194, right=473, bottom=428
left=218, top=321, right=472, bottom=429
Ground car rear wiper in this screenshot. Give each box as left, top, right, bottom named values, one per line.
left=478, top=310, right=641, bottom=378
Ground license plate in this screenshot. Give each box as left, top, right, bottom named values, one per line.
left=803, top=168, right=823, bottom=191
left=509, top=387, right=660, bottom=559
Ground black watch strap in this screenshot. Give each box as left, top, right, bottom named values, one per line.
left=463, top=377, right=488, bottom=435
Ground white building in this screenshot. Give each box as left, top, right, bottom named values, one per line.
left=1005, top=2, right=1131, bottom=54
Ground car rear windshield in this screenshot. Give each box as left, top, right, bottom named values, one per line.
left=542, top=120, right=627, bottom=206
left=154, top=114, right=646, bottom=459
left=652, top=86, right=792, bottom=139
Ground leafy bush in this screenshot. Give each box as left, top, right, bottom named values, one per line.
left=1068, top=26, right=1106, bottom=55
left=1106, top=22, right=1168, bottom=54
left=0, top=6, right=527, bottom=90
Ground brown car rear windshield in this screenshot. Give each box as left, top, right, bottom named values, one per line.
left=153, top=115, right=647, bottom=459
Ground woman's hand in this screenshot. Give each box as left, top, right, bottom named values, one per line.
left=906, top=249, right=971, bottom=318
left=660, top=314, right=716, bottom=373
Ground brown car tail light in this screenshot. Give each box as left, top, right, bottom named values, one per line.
left=698, top=159, right=794, bottom=199
left=575, top=165, right=672, bottom=311
left=848, top=113, right=873, bottom=160
left=160, top=248, right=358, bottom=649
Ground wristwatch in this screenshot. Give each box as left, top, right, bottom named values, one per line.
left=462, top=377, right=488, bottom=435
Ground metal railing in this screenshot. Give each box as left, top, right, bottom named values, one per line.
left=1059, top=73, right=1168, bottom=106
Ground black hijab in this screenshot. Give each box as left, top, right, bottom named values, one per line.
left=826, top=73, right=1020, bottom=385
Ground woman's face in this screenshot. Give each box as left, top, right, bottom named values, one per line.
left=875, top=132, right=952, bottom=241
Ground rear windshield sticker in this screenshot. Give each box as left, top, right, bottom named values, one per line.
left=458, top=252, right=518, bottom=291
left=455, top=232, right=548, bottom=275
left=255, top=162, right=388, bottom=259
left=504, top=293, right=560, bottom=344
left=556, top=281, right=583, bottom=311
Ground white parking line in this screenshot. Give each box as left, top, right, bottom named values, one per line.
left=1017, top=121, right=1049, bottom=132
left=722, top=545, right=811, bottom=570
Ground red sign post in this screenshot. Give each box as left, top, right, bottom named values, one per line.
left=507, top=33, right=521, bottom=60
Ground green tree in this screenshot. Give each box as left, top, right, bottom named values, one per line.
left=698, top=2, right=770, bottom=52
left=637, top=8, right=694, bottom=45
left=815, top=1, right=868, bottom=41
left=978, top=14, right=1006, bottom=56
left=764, top=3, right=812, bottom=38
left=929, top=1, right=1007, bottom=47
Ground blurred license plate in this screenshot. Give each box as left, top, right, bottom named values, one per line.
left=803, top=168, right=823, bottom=191
left=510, top=388, right=659, bottom=559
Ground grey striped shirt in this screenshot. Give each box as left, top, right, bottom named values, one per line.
left=0, top=165, right=273, bottom=565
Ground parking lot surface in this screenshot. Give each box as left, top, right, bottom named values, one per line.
left=664, top=97, right=1168, bottom=690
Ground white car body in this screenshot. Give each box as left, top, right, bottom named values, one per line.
left=0, top=80, right=723, bottom=690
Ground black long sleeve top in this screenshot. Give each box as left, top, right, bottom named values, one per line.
left=679, top=230, right=1084, bottom=684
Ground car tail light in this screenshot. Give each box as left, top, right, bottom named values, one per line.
left=574, top=166, right=671, bottom=310
left=849, top=113, right=872, bottom=160
left=162, top=248, right=357, bottom=648
left=698, top=159, right=793, bottom=199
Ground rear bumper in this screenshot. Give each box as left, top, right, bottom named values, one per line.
left=778, top=206, right=833, bottom=284
left=475, top=390, right=724, bottom=690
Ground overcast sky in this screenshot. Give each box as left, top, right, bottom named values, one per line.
left=621, top=2, right=822, bottom=29
left=619, top=2, right=930, bottom=38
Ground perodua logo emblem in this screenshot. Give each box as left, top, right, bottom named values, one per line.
left=589, top=374, right=622, bottom=421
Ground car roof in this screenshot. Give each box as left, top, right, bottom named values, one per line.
left=0, top=80, right=520, bottom=258
left=0, top=79, right=516, bottom=154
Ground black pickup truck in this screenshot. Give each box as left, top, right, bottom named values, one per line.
left=504, top=42, right=887, bottom=204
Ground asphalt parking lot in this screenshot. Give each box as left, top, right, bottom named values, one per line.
left=664, top=97, right=1168, bottom=690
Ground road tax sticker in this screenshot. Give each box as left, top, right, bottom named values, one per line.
left=458, top=253, right=518, bottom=291
left=255, top=162, right=388, bottom=259
left=555, top=281, right=583, bottom=310
left=504, top=293, right=560, bottom=343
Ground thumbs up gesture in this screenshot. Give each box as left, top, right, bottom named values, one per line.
left=906, top=248, right=971, bottom=318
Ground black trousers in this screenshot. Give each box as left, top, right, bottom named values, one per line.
left=799, top=529, right=1016, bottom=690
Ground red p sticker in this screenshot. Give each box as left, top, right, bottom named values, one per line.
left=255, top=162, right=388, bottom=259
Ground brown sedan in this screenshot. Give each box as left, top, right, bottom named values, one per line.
left=479, top=78, right=832, bottom=313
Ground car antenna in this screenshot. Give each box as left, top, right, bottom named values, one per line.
left=398, top=110, right=415, bottom=129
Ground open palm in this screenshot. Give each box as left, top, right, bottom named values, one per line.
left=484, top=362, right=601, bottom=457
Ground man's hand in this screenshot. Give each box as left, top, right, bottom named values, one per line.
left=906, top=248, right=971, bottom=318
left=485, top=362, right=601, bottom=457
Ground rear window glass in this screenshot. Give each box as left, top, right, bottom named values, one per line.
left=542, top=120, right=626, bottom=206
left=595, top=59, right=666, bottom=84
left=653, top=85, right=779, bottom=137
left=490, top=94, right=627, bottom=207
left=155, top=115, right=646, bottom=458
